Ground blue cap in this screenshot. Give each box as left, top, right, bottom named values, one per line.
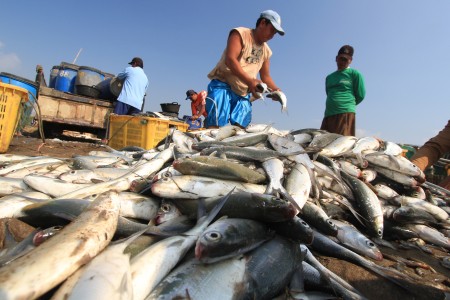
left=260, top=10, right=285, bottom=36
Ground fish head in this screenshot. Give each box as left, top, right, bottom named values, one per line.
left=155, top=200, right=181, bottom=225
left=195, top=229, right=223, bottom=262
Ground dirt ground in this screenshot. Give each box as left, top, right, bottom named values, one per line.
left=2, top=126, right=450, bottom=300
left=6, top=125, right=107, bottom=158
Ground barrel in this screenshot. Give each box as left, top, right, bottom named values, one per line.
left=109, top=76, right=124, bottom=97
left=95, top=77, right=116, bottom=101
left=49, top=65, right=60, bottom=88
left=75, top=66, right=104, bottom=98
left=0, top=72, right=37, bottom=102
left=55, top=62, right=79, bottom=93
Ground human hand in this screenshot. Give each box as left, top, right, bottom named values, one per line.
left=247, top=79, right=263, bottom=95
left=191, top=115, right=199, bottom=120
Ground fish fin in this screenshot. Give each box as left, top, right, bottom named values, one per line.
left=197, top=198, right=207, bottom=221
left=279, top=187, right=302, bottom=212
left=361, top=259, right=414, bottom=292
left=91, top=178, right=107, bottom=184
left=307, top=167, right=323, bottom=200
left=387, top=154, right=402, bottom=170
left=112, top=226, right=153, bottom=246
left=330, top=195, right=366, bottom=227
left=199, top=188, right=235, bottom=226
left=217, top=215, right=229, bottom=221
left=355, top=152, right=365, bottom=168
left=53, top=212, right=78, bottom=222
left=144, top=226, right=178, bottom=237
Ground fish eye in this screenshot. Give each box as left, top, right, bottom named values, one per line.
left=206, top=231, right=221, bottom=241
left=161, top=204, right=171, bottom=212
left=366, top=240, right=375, bottom=248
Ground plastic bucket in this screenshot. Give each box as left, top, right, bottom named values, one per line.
left=160, top=102, right=180, bottom=113
left=75, top=66, right=104, bottom=98
left=0, top=72, right=37, bottom=102
left=49, top=65, right=60, bottom=88
left=55, top=64, right=78, bottom=93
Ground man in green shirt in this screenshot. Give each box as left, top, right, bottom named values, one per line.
left=320, top=45, right=365, bottom=136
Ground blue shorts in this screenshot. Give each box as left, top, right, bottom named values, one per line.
left=114, top=101, right=141, bottom=115
left=204, top=80, right=252, bottom=128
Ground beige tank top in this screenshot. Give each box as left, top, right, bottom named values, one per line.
left=207, top=27, right=272, bottom=96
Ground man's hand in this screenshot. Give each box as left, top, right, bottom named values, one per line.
left=191, top=115, right=199, bottom=120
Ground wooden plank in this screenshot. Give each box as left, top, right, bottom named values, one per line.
left=37, top=87, right=113, bottom=129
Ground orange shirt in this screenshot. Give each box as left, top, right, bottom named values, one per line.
left=191, top=90, right=207, bottom=117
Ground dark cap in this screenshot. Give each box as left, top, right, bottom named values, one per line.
left=185, top=89, right=196, bottom=100
left=338, top=45, right=354, bottom=57
left=128, top=57, right=144, bottom=68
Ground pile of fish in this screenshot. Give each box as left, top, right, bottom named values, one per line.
left=0, top=124, right=449, bottom=300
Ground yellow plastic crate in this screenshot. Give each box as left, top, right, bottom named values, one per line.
left=0, top=83, right=28, bottom=153
left=108, top=115, right=189, bottom=150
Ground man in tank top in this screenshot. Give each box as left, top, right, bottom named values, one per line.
left=205, top=10, right=285, bottom=128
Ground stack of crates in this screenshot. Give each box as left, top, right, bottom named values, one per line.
left=0, top=83, right=29, bottom=153
left=108, top=115, right=189, bottom=150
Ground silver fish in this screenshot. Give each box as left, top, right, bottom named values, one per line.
left=173, top=156, right=267, bottom=183
left=365, top=152, right=423, bottom=177
left=285, top=163, right=311, bottom=210
left=0, top=157, right=64, bottom=176
left=130, top=190, right=231, bottom=300
left=333, top=219, right=383, bottom=261
left=151, top=175, right=266, bottom=199
left=214, top=124, right=242, bottom=141
left=350, top=136, right=381, bottom=168
left=404, top=224, right=450, bottom=250
left=399, top=196, right=448, bottom=222
left=340, top=170, right=384, bottom=238
left=308, top=132, right=342, bottom=149
left=23, top=175, right=94, bottom=197
left=52, top=228, right=148, bottom=300
left=319, top=136, right=358, bottom=158
left=0, top=191, right=51, bottom=218
left=0, top=191, right=121, bottom=300
left=0, top=177, right=32, bottom=196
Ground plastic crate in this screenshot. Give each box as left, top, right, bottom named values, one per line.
left=108, top=115, right=189, bottom=150
left=0, top=83, right=28, bottom=153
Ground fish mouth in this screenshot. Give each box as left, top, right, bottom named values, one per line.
left=195, top=242, right=205, bottom=260
left=373, top=251, right=384, bottom=261
left=286, top=203, right=299, bottom=218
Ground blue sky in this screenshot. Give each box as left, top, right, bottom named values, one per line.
left=1, top=1, right=449, bottom=146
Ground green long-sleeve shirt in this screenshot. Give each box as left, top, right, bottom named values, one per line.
left=324, top=68, right=365, bottom=117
